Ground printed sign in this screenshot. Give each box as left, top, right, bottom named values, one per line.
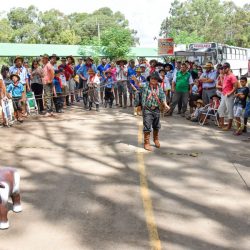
left=158, top=38, right=174, bottom=56
left=190, top=43, right=212, bottom=49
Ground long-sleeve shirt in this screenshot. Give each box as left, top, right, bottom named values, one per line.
left=77, top=64, right=97, bottom=79
left=9, top=66, right=28, bottom=85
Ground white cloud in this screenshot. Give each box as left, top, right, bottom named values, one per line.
left=0, top=0, right=248, bottom=47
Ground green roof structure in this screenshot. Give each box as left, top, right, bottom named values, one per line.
left=0, top=43, right=158, bottom=58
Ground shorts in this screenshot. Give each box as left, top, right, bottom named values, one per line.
left=12, top=97, right=22, bottom=111
left=68, top=79, right=75, bottom=93
left=234, top=105, right=243, bottom=118
left=100, top=81, right=105, bottom=92
left=63, top=84, right=69, bottom=95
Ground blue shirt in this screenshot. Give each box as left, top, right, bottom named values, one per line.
left=97, top=64, right=111, bottom=82
left=53, top=77, right=62, bottom=93
left=7, top=82, right=24, bottom=97
left=9, top=66, right=28, bottom=85
left=74, top=64, right=82, bottom=74
left=128, top=67, right=136, bottom=83
left=130, top=75, right=146, bottom=90
left=166, top=71, right=174, bottom=83
left=76, top=64, right=97, bottom=79
left=200, top=70, right=217, bottom=88
left=105, top=77, right=114, bottom=89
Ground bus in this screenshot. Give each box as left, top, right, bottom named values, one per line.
left=188, top=42, right=249, bottom=76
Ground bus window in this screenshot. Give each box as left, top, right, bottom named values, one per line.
left=231, top=48, right=236, bottom=59
left=227, top=48, right=231, bottom=59
left=235, top=49, right=239, bottom=59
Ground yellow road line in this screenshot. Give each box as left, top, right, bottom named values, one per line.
left=137, top=122, right=162, bottom=250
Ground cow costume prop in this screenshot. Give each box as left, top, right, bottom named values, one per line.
left=0, top=167, right=22, bottom=230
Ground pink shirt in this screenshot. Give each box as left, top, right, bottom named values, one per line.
left=222, top=73, right=237, bottom=95
left=110, top=67, right=117, bottom=81
left=43, top=62, right=54, bottom=84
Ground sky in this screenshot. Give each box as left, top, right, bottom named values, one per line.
left=0, top=0, right=248, bottom=47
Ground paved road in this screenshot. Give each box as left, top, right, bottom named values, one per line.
left=1, top=105, right=250, bottom=250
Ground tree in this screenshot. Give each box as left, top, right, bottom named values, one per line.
left=0, top=5, right=138, bottom=47
left=100, top=27, right=134, bottom=59
left=160, top=0, right=250, bottom=47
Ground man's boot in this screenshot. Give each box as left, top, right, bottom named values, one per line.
left=243, top=118, right=248, bottom=133
left=223, top=119, right=233, bottom=131
left=123, top=95, right=127, bottom=108
left=89, top=102, right=92, bottom=111
left=66, top=95, right=71, bottom=106
left=153, top=130, right=160, bottom=148
left=218, top=117, right=225, bottom=128
left=119, top=94, right=123, bottom=107
left=144, top=132, right=152, bottom=151
left=96, top=104, right=100, bottom=112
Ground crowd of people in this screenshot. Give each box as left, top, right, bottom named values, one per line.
left=0, top=54, right=249, bottom=150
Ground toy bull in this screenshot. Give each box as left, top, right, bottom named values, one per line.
left=0, top=167, right=22, bottom=230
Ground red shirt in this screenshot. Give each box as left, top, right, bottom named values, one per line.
left=222, top=73, right=237, bottom=95
left=58, top=64, right=74, bottom=81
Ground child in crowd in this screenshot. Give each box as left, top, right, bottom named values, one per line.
left=53, top=70, right=64, bottom=113
left=159, top=69, right=171, bottom=103
left=6, top=74, right=25, bottom=123
left=199, top=94, right=221, bottom=125
left=0, top=73, right=7, bottom=126
left=87, top=68, right=100, bottom=111
left=187, top=99, right=204, bottom=122
left=189, top=79, right=202, bottom=114
left=59, top=68, right=67, bottom=107
left=192, top=80, right=199, bottom=95
left=104, top=70, right=114, bottom=108
left=131, top=67, right=146, bottom=116
left=109, top=62, right=118, bottom=105
left=233, top=76, right=249, bottom=135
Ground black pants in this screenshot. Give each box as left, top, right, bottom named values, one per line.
left=143, top=107, right=161, bottom=132
left=31, top=83, right=44, bottom=112
left=104, top=88, right=114, bottom=105
left=53, top=93, right=64, bottom=111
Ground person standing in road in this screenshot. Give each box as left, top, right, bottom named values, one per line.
left=133, top=72, right=169, bottom=151
left=30, top=59, right=45, bottom=114
left=97, top=58, right=110, bottom=104
left=168, top=63, right=193, bottom=116
left=116, top=59, right=128, bottom=108
left=218, top=63, right=238, bottom=131
left=77, top=57, right=97, bottom=109
left=41, top=54, right=55, bottom=116
left=199, top=63, right=217, bottom=105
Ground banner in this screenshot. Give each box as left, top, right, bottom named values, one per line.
left=158, top=38, right=174, bottom=56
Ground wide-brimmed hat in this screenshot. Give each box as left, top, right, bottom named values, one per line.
left=196, top=99, right=204, bottom=105
left=210, top=94, right=221, bottom=100
left=40, top=54, right=49, bottom=59
left=164, top=63, right=173, bottom=71
left=87, top=68, right=95, bottom=74
left=136, top=67, right=142, bottom=72
left=67, top=55, right=75, bottom=63
left=10, top=73, right=20, bottom=81
left=147, top=72, right=162, bottom=83
left=203, top=62, right=214, bottom=69
left=149, top=59, right=158, bottom=65
left=14, top=56, right=24, bottom=63
left=116, top=59, right=128, bottom=65
left=49, top=54, right=60, bottom=60
left=85, top=57, right=94, bottom=62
